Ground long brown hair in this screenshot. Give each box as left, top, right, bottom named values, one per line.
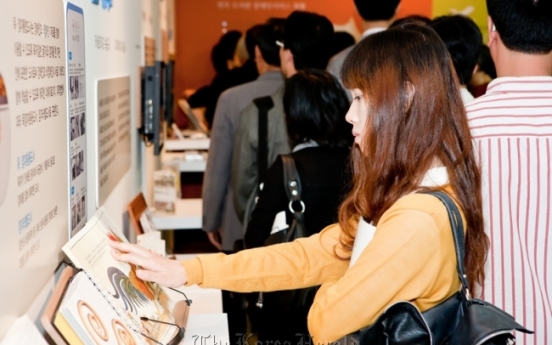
left=339, top=23, right=488, bottom=291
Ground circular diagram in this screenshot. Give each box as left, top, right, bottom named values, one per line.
left=0, top=73, right=11, bottom=207
left=78, top=300, right=109, bottom=344
left=112, top=319, right=137, bottom=345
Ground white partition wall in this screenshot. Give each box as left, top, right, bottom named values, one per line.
left=0, top=0, right=161, bottom=339
left=0, top=0, right=69, bottom=338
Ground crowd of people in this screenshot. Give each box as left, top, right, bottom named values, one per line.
left=111, top=0, right=552, bottom=344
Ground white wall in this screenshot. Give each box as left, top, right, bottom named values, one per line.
left=0, top=0, right=162, bottom=339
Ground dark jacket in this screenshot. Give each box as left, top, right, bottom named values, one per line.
left=244, top=146, right=351, bottom=249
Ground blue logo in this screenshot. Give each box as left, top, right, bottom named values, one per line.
left=68, top=51, right=72, bottom=60
left=91, top=0, right=99, bottom=4
left=71, top=186, right=74, bottom=195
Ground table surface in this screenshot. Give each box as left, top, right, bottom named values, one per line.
left=165, top=138, right=210, bottom=151
left=163, top=151, right=208, bottom=172
left=174, top=254, right=228, bottom=345
left=152, top=198, right=202, bottom=230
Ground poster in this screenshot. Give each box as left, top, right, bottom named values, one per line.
left=0, top=0, right=69, bottom=338
left=67, top=3, right=87, bottom=236
left=97, top=76, right=131, bottom=206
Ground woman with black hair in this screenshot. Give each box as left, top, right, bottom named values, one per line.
left=243, top=69, right=352, bottom=342
left=244, top=69, right=352, bottom=249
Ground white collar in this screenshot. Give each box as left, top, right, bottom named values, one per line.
left=460, top=87, right=474, bottom=105
left=292, top=140, right=318, bottom=152
left=419, top=167, right=449, bottom=187
left=361, top=27, right=386, bottom=39
left=349, top=166, right=449, bottom=267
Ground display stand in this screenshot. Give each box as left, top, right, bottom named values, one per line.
left=40, top=267, right=74, bottom=345
left=41, top=266, right=191, bottom=345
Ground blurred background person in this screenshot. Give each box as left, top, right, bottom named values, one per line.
left=187, top=29, right=260, bottom=128
left=431, top=15, right=483, bottom=104
left=330, top=31, right=356, bottom=58
left=232, top=10, right=335, bottom=226
left=202, top=21, right=285, bottom=253
left=327, top=0, right=401, bottom=87
left=390, top=14, right=431, bottom=28
left=200, top=21, right=285, bottom=343
left=468, top=44, right=497, bottom=98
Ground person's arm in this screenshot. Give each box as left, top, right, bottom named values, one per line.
left=306, top=194, right=459, bottom=342
left=231, top=103, right=258, bottom=221
left=182, top=222, right=349, bottom=291
left=109, top=222, right=350, bottom=291
left=244, top=156, right=287, bottom=248
left=201, top=91, right=236, bottom=250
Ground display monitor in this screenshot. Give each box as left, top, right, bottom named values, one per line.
left=140, top=62, right=165, bottom=155
left=164, top=60, right=175, bottom=126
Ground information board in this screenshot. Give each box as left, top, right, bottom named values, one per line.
left=97, top=76, right=131, bottom=206
left=0, top=0, right=69, bottom=338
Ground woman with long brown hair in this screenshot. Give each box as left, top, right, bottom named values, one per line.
left=109, top=23, right=488, bottom=343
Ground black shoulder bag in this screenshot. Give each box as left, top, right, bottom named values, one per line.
left=256, top=154, right=315, bottom=311
left=263, top=154, right=308, bottom=246
left=358, top=191, right=533, bottom=345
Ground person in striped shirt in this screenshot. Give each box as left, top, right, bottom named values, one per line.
left=466, top=1, right=552, bottom=344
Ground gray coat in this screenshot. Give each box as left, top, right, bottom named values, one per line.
left=202, top=71, right=284, bottom=251
left=231, top=85, right=291, bottom=224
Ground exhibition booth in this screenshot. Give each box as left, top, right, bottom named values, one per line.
left=0, top=0, right=491, bottom=343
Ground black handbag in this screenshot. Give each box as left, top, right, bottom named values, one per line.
left=263, top=154, right=308, bottom=246
left=357, top=191, right=533, bottom=345
left=257, top=154, right=316, bottom=310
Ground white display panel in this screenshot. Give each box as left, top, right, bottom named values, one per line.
left=67, top=2, right=87, bottom=235
left=97, top=76, right=131, bottom=206
left=78, top=0, right=142, bottom=231
left=0, top=0, right=69, bottom=339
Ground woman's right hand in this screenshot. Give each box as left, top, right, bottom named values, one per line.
left=108, top=240, right=187, bottom=288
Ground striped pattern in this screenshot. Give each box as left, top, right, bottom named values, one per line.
left=466, top=77, right=552, bottom=345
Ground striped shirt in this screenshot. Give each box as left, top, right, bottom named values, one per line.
left=466, top=77, right=552, bottom=345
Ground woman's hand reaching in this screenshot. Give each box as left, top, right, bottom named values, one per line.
left=108, top=240, right=187, bottom=288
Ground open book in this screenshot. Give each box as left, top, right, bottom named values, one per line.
left=47, top=268, right=147, bottom=345
left=61, top=207, right=189, bottom=344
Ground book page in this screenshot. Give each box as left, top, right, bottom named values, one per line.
left=62, top=207, right=178, bottom=344
left=55, top=271, right=147, bottom=345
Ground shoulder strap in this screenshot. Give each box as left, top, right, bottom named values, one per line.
left=281, top=155, right=308, bottom=239
left=422, top=191, right=470, bottom=299
left=253, top=96, right=274, bottom=186
left=281, top=155, right=302, bottom=203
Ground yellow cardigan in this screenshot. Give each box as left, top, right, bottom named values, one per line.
left=181, top=192, right=462, bottom=343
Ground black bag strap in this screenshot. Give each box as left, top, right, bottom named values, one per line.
left=422, top=191, right=470, bottom=299
left=253, top=96, right=274, bottom=186
left=281, top=155, right=308, bottom=240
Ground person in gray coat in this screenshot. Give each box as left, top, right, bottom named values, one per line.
left=327, top=0, right=401, bottom=89
left=202, top=22, right=285, bottom=252
left=231, top=11, right=335, bottom=225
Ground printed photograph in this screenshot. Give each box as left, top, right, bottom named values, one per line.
left=71, top=150, right=85, bottom=181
